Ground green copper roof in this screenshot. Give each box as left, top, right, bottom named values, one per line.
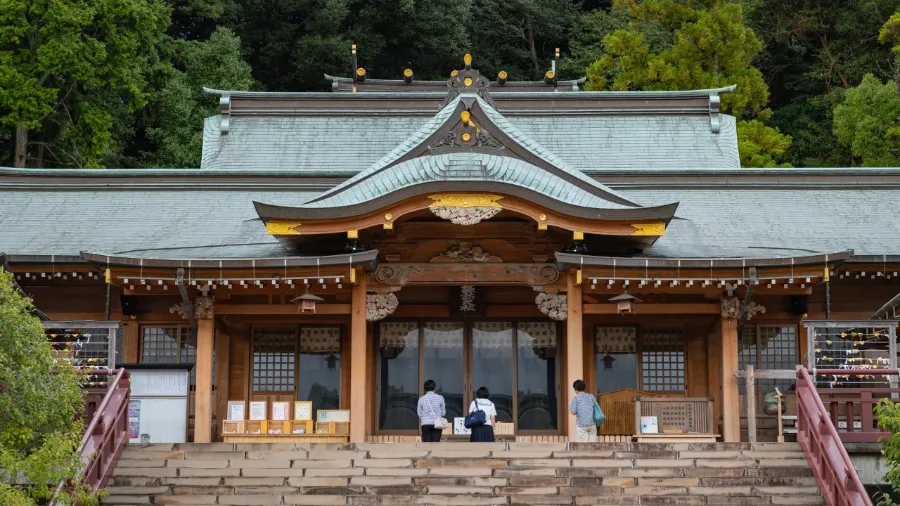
left=297, top=94, right=652, bottom=211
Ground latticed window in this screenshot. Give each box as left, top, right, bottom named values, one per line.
left=252, top=326, right=298, bottom=392
left=640, top=327, right=685, bottom=391
left=140, top=325, right=212, bottom=387
left=739, top=325, right=798, bottom=394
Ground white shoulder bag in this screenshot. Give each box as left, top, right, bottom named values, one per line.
left=427, top=396, right=449, bottom=430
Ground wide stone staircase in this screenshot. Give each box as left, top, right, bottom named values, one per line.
left=104, top=441, right=824, bottom=505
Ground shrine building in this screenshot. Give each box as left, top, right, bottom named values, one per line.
left=3, top=52, right=900, bottom=444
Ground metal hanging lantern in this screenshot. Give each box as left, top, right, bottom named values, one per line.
left=609, top=291, right=642, bottom=314
left=291, top=285, right=324, bottom=314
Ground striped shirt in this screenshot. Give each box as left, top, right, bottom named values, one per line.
left=417, top=392, right=446, bottom=426
left=569, top=392, right=596, bottom=428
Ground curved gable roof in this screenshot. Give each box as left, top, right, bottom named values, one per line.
left=275, top=94, right=671, bottom=215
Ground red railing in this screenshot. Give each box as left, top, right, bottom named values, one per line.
left=51, top=369, right=131, bottom=504
left=797, top=367, right=871, bottom=506
left=813, top=369, right=900, bottom=444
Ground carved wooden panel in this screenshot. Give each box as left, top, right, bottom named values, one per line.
left=373, top=263, right=560, bottom=286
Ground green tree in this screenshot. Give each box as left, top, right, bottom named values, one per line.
left=741, top=0, right=900, bottom=167
left=572, top=0, right=790, bottom=167
left=874, top=399, right=900, bottom=505
left=466, top=0, right=581, bottom=81
left=737, top=119, right=791, bottom=167
left=148, top=27, right=254, bottom=168
left=0, top=0, right=171, bottom=168
left=833, top=73, right=900, bottom=166
left=0, top=269, right=91, bottom=505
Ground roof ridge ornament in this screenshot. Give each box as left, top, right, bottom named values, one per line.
left=441, top=53, right=495, bottom=109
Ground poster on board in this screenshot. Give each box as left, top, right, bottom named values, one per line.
left=272, top=402, right=289, bottom=421
left=128, top=400, right=141, bottom=439
left=249, top=401, right=267, bottom=421
left=227, top=401, right=245, bottom=421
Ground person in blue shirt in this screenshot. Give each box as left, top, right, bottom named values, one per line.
left=568, top=379, right=598, bottom=442
left=417, top=379, right=446, bottom=442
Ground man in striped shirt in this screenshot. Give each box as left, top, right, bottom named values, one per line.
left=568, top=379, right=598, bottom=442
left=417, top=379, right=446, bottom=442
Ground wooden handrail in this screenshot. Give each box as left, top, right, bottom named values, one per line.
left=50, top=369, right=131, bottom=505
left=796, top=367, right=871, bottom=506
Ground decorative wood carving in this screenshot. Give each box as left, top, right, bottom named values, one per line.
left=430, top=206, right=501, bottom=225
left=373, top=263, right=561, bottom=286
left=366, top=293, right=399, bottom=321
left=747, top=301, right=766, bottom=320
left=535, top=292, right=567, bottom=320
left=460, top=286, right=476, bottom=312
left=721, top=297, right=741, bottom=318
left=431, top=242, right=502, bottom=263
left=170, top=296, right=215, bottom=320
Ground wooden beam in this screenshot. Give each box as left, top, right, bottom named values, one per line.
left=215, top=304, right=351, bottom=315
left=734, top=369, right=796, bottom=380
left=194, top=318, right=215, bottom=443
left=584, top=303, right=719, bottom=315
left=41, top=312, right=182, bottom=322
left=566, top=270, right=583, bottom=440
left=486, top=305, right=544, bottom=318
left=122, top=321, right=139, bottom=364
left=350, top=268, right=367, bottom=443
left=392, top=305, right=450, bottom=318
left=720, top=316, right=740, bottom=442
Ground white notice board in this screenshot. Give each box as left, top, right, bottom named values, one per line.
left=128, top=368, right=191, bottom=443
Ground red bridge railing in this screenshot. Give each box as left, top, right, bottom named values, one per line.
left=797, top=367, right=871, bottom=506
left=813, top=369, right=899, bottom=444
left=51, top=369, right=130, bottom=504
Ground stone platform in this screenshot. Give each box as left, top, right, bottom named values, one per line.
left=104, top=441, right=824, bottom=505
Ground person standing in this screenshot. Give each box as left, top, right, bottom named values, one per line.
left=417, top=379, right=446, bottom=442
left=568, top=379, right=598, bottom=442
left=468, top=387, right=497, bottom=442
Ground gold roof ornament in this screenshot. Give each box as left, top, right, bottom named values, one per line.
left=460, top=110, right=471, bottom=123
left=464, top=53, right=472, bottom=67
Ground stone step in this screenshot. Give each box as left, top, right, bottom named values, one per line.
left=104, top=442, right=825, bottom=506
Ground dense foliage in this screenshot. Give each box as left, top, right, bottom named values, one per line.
left=1, top=0, right=900, bottom=168
left=0, top=269, right=91, bottom=505
left=875, top=399, right=900, bottom=505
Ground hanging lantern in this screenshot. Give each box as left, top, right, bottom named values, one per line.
left=609, top=291, right=642, bottom=315
left=291, top=285, right=324, bottom=314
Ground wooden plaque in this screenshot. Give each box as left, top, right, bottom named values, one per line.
left=227, top=401, right=245, bottom=421
left=294, top=401, right=313, bottom=421
left=272, top=402, right=290, bottom=421
left=249, top=401, right=267, bottom=421
left=317, top=409, right=350, bottom=423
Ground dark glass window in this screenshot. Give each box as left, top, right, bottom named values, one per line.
left=516, top=322, right=558, bottom=431
left=378, top=322, right=419, bottom=431
left=595, top=327, right=638, bottom=393
left=472, top=322, right=514, bottom=423
left=298, top=327, right=341, bottom=413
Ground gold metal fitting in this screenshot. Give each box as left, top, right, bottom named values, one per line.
left=384, top=213, right=393, bottom=221
left=460, top=110, right=471, bottom=123
left=403, top=68, right=413, bottom=77
left=451, top=69, right=459, bottom=77
left=347, top=230, right=359, bottom=239
left=464, top=77, right=473, bottom=86
left=356, top=67, right=366, bottom=77
left=573, top=231, right=584, bottom=241
left=498, top=71, right=507, bottom=79
left=464, top=53, right=472, bottom=66
left=462, top=132, right=472, bottom=142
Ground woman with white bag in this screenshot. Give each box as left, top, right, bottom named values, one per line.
left=417, top=379, right=447, bottom=442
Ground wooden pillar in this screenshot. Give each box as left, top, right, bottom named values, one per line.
left=194, top=318, right=215, bottom=443
left=720, top=316, right=740, bottom=442
left=215, top=332, right=231, bottom=442
left=566, top=270, right=584, bottom=440
left=122, top=321, right=139, bottom=364
left=350, top=268, right=368, bottom=443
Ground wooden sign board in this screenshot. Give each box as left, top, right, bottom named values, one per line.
left=294, top=401, right=313, bottom=421
left=249, top=401, right=267, bottom=421
left=272, top=402, right=290, bottom=421
left=227, top=401, right=245, bottom=421
left=317, top=409, right=350, bottom=423
left=650, top=402, right=697, bottom=433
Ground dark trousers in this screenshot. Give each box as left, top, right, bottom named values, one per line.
left=421, top=424, right=443, bottom=442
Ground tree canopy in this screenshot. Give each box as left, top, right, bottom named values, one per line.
left=0, top=269, right=91, bottom=505
left=2, top=0, right=900, bottom=168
